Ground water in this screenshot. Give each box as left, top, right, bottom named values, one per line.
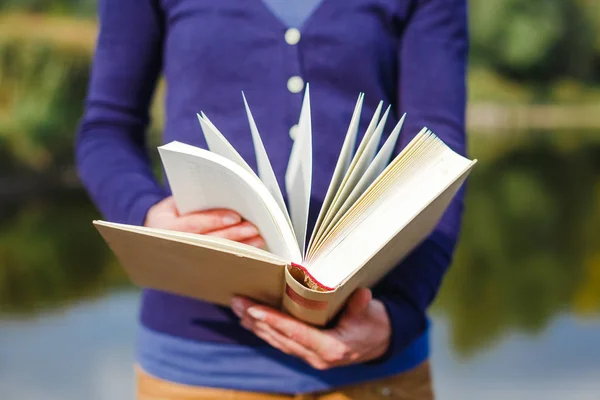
left=1, top=131, right=599, bottom=399
left=1, top=292, right=599, bottom=399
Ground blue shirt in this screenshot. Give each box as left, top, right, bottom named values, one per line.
left=75, top=0, right=468, bottom=393
left=262, top=0, right=322, bottom=28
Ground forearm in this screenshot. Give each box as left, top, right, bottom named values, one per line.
left=372, top=197, right=463, bottom=359
left=373, top=0, right=469, bottom=358
left=75, top=0, right=167, bottom=226
left=76, top=126, right=166, bottom=226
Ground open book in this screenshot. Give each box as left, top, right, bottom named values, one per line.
left=94, top=85, right=477, bottom=325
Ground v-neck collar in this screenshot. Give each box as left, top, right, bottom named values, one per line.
left=255, top=0, right=332, bottom=31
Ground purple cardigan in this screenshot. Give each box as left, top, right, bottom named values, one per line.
left=76, top=0, right=468, bottom=390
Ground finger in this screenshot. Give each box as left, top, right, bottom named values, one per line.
left=171, top=209, right=242, bottom=233
left=241, top=318, right=328, bottom=369
left=243, top=304, right=342, bottom=359
left=231, top=297, right=350, bottom=368
left=231, top=295, right=258, bottom=317
left=240, top=235, right=266, bottom=249
left=207, top=221, right=260, bottom=242
left=241, top=318, right=292, bottom=355
left=342, top=288, right=372, bottom=319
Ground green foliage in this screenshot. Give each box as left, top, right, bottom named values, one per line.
left=0, top=191, right=129, bottom=314
left=0, top=37, right=91, bottom=170
left=469, top=0, right=599, bottom=84
left=0, top=2, right=599, bottom=356
left=0, top=0, right=96, bottom=16
left=434, top=133, right=600, bottom=357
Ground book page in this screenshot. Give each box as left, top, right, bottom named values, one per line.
left=309, top=101, right=383, bottom=250
left=324, top=116, right=409, bottom=232
left=158, top=141, right=302, bottom=263
left=307, top=93, right=364, bottom=252
left=285, top=84, right=312, bottom=256
left=309, top=105, right=390, bottom=254
left=305, top=132, right=477, bottom=289
left=306, top=131, right=441, bottom=260
left=197, top=113, right=255, bottom=176
left=242, top=93, right=294, bottom=231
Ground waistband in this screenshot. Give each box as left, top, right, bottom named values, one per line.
left=135, top=322, right=429, bottom=394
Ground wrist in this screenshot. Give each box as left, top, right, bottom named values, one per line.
left=143, top=198, right=163, bottom=227
left=366, top=294, right=427, bottom=364
left=370, top=298, right=392, bottom=360
left=129, top=192, right=168, bottom=227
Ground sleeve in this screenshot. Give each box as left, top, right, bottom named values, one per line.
left=75, top=0, right=168, bottom=226
left=370, top=0, right=469, bottom=361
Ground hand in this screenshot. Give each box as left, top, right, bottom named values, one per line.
left=144, top=196, right=265, bottom=248
left=231, top=288, right=391, bottom=370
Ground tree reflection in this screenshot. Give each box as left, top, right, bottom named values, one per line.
left=434, top=132, right=600, bottom=356
left=0, top=133, right=599, bottom=358
left=0, top=190, right=128, bottom=314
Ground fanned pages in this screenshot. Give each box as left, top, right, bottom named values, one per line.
left=285, top=84, right=313, bottom=256
left=315, top=106, right=391, bottom=242
left=311, top=112, right=406, bottom=244
left=311, top=101, right=383, bottom=248
left=157, top=141, right=302, bottom=263
left=308, top=93, right=364, bottom=250
left=197, top=113, right=255, bottom=176
left=304, top=131, right=476, bottom=289
left=93, top=86, right=477, bottom=327
left=242, top=93, right=293, bottom=231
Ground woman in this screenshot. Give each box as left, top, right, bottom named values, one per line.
left=76, top=0, right=468, bottom=398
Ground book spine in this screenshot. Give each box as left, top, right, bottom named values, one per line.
left=284, top=284, right=328, bottom=310
left=282, top=264, right=336, bottom=326
left=290, top=262, right=335, bottom=291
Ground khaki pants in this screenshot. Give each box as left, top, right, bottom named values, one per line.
left=136, top=361, right=434, bottom=400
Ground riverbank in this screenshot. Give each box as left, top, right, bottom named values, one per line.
left=468, top=104, right=600, bottom=131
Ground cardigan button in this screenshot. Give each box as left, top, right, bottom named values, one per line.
left=289, top=124, right=299, bottom=140
left=287, top=76, right=304, bottom=93
left=285, top=28, right=301, bottom=45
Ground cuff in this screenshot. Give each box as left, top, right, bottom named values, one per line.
left=126, top=191, right=168, bottom=227
left=368, top=293, right=427, bottom=364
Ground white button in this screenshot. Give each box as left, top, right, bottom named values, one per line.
left=285, top=28, right=301, bottom=45
left=289, top=124, right=299, bottom=140
left=380, top=387, right=392, bottom=397
left=287, top=76, right=304, bottom=93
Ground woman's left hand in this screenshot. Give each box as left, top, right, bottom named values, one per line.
left=231, top=288, right=391, bottom=370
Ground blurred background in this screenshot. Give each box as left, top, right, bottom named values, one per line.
left=0, top=1, right=599, bottom=399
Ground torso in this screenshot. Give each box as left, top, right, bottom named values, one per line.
left=158, top=0, right=413, bottom=197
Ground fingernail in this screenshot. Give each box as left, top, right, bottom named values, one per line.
left=247, top=307, right=266, bottom=321
left=223, top=214, right=241, bottom=225
left=243, top=225, right=259, bottom=236
left=231, top=298, right=244, bottom=317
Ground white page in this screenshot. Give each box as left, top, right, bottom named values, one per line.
left=242, top=93, right=293, bottom=230
left=315, top=105, right=390, bottom=242
left=306, top=136, right=475, bottom=288
left=307, top=93, right=364, bottom=250
left=350, top=101, right=383, bottom=166
left=158, top=141, right=302, bottom=263
left=285, top=84, right=312, bottom=256
left=310, top=101, right=383, bottom=250
left=197, top=113, right=255, bottom=177
left=328, top=114, right=407, bottom=226
left=360, top=105, right=390, bottom=166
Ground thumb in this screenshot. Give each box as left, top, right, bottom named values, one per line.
left=342, top=288, right=372, bottom=319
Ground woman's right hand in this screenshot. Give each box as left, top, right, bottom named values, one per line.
left=144, top=196, right=265, bottom=249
